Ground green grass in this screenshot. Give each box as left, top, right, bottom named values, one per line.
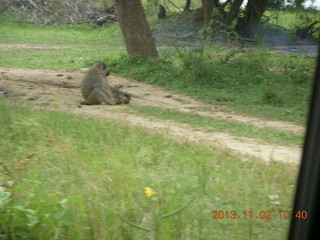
left=129, top=105, right=303, bottom=145
left=0, top=17, right=122, bottom=46
left=265, top=9, right=320, bottom=31
left=0, top=16, right=316, bottom=124
left=0, top=13, right=309, bottom=239
left=108, top=51, right=315, bottom=125
left=0, top=100, right=298, bottom=239
left=0, top=17, right=125, bottom=69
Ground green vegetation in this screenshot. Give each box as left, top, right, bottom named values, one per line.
left=129, top=105, right=302, bottom=145
left=1, top=13, right=315, bottom=124
left=266, top=8, right=320, bottom=32
left=0, top=15, right=316, bottom=124
left=0, top=17, right=125, bottom=69
left=0, top=7, right=314, bottom=239
left=0, top=100, right=298, bottom=239
left=109, top=50, right=314, bottom=124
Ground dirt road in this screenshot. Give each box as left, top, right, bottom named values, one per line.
left=0, top=67, right=303, bottom=164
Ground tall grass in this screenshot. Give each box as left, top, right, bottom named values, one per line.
left=0, top=100, right=298, bottom=239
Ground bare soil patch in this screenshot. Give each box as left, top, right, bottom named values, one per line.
left=0, top=43, right=72, bottom=51
left=0, top=67, right=303, bottom=164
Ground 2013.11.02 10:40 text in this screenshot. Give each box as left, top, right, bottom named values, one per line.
left=212, top=210, right=308, bottom=220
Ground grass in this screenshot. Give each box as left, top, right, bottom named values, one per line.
left=129, top=105, right=303, bottom=145
left=0, top=100, right=298, bottom=239
left=0, top=15, right=316, bottom=124
left=0, top=17, right=125, bottom=69
left=265, top=8, right=320, bottom=31
left=108, top=50, right=315, bottom=125
left=0, top=10, right=311, bottom=239
left=0, top=18, right=122, bottom=46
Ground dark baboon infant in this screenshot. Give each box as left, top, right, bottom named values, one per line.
left=80, top=62, right=131, bottom=105
left=157, top=4, right=166, bottom=19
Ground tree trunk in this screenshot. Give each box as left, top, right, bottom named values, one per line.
left=201, top=0, right=214, bottom=27
left=184, top=0, right=191, bottom=11
left=115, top=0, right=158, bottom=58
left=295, top=0, right=304, bottom=9
left=235, top=0, right=268, bottom=35
left=224, top=0, right=244, bottom=26
left=213, top=0, right=220, bottom=7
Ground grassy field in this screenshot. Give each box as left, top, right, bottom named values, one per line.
left=108, top=50, right=315, bottom=124
left=129, top=105, right=303, bottom=145
left=266, top=8, right=320, bottom=31
left=0, top=17, right=125, bottom=69
left=0, top=10, right=315, bottom=239
left=0, top=15, right=316, bottom=124
left=0, top=100, right=298, bottom=239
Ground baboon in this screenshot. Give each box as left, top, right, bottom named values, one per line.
left=80, top=62, right=131, bottom=105
left=157, top=4, right=166, bottom=19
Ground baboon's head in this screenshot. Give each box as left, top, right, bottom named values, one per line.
left=94, top=61, right=110, bottom=76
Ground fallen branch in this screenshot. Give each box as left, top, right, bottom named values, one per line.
left=0, top=0, right=118, bottom=25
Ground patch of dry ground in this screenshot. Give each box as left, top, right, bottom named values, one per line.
left=0, top=67, right=303, bottom=164
left=0, top=43, right=73, bottom=51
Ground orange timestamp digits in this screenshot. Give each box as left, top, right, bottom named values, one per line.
left=212, top=210, right=308, bottom=220
left=278, top=210, right=308, bottom=219
left=212, top=210, right=237, bottom=219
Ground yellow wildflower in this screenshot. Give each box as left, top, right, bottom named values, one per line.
left=144, top=187, right=154, bottom=197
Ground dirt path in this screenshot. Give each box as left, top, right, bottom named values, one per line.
left=0, top=67, right=303, bottom=164
left=0, top=43, right=73, bottom=51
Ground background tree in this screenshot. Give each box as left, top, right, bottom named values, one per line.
left=267, top=0, right=286, bottom=9
left=201, top=0, right=214, bottom=27
left=294, top=0, right=305, bottom=9
left=235, top=0, right=268, bottom=35
left=184, top=0, right=191, bottom=11
left=115, top=0, right=158, bottom=58
left=223, top=0, right=244, bottom=26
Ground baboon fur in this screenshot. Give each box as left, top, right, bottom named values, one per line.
left=80, top=62, right=131, bottom=105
